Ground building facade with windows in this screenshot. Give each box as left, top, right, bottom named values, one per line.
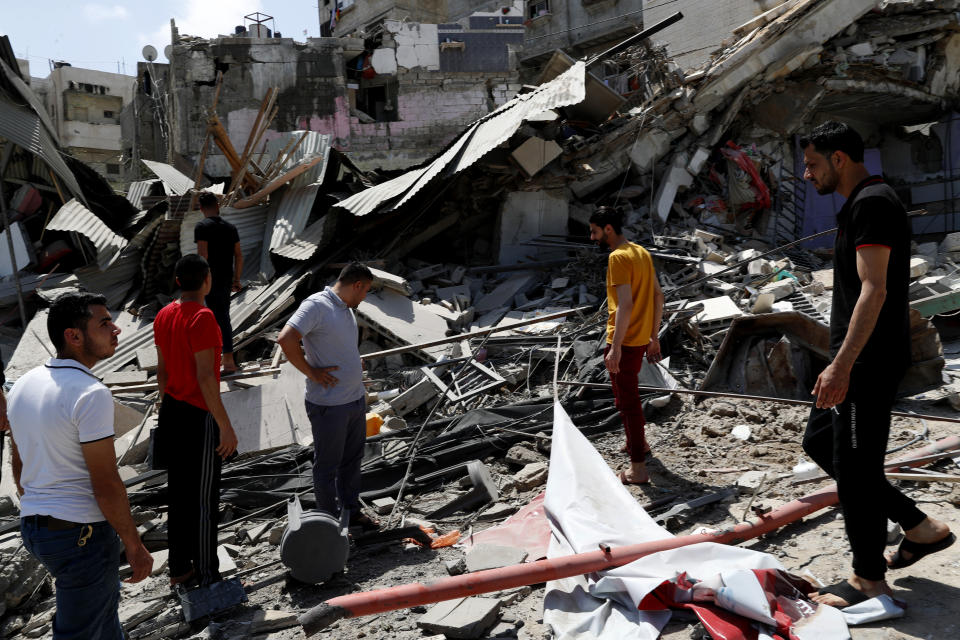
left=32, top=63, right=135, bottom=187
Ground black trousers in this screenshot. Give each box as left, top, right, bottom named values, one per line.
left=802, top=363, right=926, bottom=580
left=160, top=394, right=222, bottom=586
left=205, top=288, right=233, bottom=355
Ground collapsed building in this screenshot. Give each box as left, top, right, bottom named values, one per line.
left=1, top=0, right=960, bottom=638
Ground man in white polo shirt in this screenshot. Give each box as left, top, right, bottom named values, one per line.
left=7, top=292, right=152, bottom=640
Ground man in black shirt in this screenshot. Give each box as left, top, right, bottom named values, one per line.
left=800, top=122, right=953, bottom=608
left=194, top=192, right=243, bottom=373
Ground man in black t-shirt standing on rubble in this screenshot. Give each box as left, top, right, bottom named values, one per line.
left=799, top=121, right=953, bottom=609
left=194, top=192, right=243, bottom=373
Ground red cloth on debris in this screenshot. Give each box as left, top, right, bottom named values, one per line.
left=720, top=142, right=771, bottom=211
left=639, top=569, right=828, bottom=640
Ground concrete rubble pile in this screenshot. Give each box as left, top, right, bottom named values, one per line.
left=2, top=0, right=960, bottom=637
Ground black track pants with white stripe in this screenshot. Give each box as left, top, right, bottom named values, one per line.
left=161, top=394, right=222, bottom=586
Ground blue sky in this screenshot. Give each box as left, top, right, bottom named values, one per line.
left=4, top=1, right=322, bottom=78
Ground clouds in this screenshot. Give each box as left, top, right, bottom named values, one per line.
left=137, top=0, right=264, bottom=61
left=83, top=4, right=129, bottom=22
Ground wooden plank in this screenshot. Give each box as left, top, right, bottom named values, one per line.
left=231, top=156, right=326, bottom=208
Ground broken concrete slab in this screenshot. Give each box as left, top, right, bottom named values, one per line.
left=119, top=600, right=166, bottom=630
left=103, top=370, right=148, bottom=386
left=694, top=296, right=744, bottom=329
left=358, top=289, right=450, bottom=361
left=372, top=496, right=396, bottom=515
left=135, top=346, right=158, bottom=373
left=250, top=610, right=299, bottom=634
left=217, top=546, right=237, bottom=576
left=514, top=462, right=548, bottom=491
left=504, top=444, right=544, bottom=466
left=510, top=137, right=562, bottom=177
left=759, top=279, right=796, bottom=301
left=370, top=267, right=413, bottom=296
left=389, top=378, right=439, bottom=417
left=417, top=597, right=501, bottom=639
left=465, top=543, right=529, bottom=573
left=219, top=364, right=312, bottom=454
left=474, top=274, right=538, bottom=314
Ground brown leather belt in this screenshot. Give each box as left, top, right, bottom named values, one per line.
left=24, top=515, right=84, bottom=531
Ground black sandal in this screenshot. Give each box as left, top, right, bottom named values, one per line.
left=817, top=580, right=871, bottom=608
left=888, top=532, right=956, bottom=570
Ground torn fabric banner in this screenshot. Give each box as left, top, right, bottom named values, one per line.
left=542, top=400, right=851, bottom=640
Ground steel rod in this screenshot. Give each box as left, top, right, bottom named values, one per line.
left=298, top=434, right=960, bottom=634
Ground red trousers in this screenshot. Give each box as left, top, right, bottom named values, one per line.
left=605, top=344, right=648, bottom=463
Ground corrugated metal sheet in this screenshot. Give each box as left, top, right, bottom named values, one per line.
left=262, top=131, right=332, bottom=190
left=334, top=165, right=431, bottom=217
left=272, top=211, right=338, bottom=261
left=0, top=58, right=60, bottom=145
left=0, top=97, right=85, bottom=202
left=73, top=248, right=141, bottom=309
left=126, top=179, right=163, bottom=209
left=269, top=184, right=320, bottom=251
left=142, top=159, right=194, bottom=196
left=46, top=198, right=127, bottom=269
left=335, top=61, right=587, bottom=217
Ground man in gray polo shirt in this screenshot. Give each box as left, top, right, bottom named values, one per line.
left=277, top=263, right=374, bottom=527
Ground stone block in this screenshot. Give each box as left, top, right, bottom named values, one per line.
left=217, top=545, right=237, bottom=575
left=372, top=496, right=397, bottom=514
left=417, top=597, right=501, bottom=639
left=910, top=256, right=931, bottom=278
left=514, top=462, right=548, bottom=491
left=465, top=544, right=528, bottom=573
left=759, top=279, right=795, bottom=301
left=504, top=444, right=543, bottom=466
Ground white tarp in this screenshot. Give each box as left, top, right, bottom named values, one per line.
left=542, top=401, right=853, bottom=639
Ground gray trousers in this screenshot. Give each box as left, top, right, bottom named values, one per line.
left=305, top=397, right=365, bottom=517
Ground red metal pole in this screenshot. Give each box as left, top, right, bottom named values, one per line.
left=300, top=435, right=960, bottom=635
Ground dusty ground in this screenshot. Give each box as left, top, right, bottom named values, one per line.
left=5, top=390, right=958, bottom=639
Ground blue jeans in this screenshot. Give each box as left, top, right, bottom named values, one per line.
left=306, top=397, right=366, bottom=517
left=20, top=518, right=123, bottom=640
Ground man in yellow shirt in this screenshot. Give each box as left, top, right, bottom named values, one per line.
left=589, top=206, right=664, bottom=484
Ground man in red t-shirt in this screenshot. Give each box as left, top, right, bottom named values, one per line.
left=154, top=254, right=238, bottom=587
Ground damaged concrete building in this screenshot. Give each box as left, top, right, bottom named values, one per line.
left=164, top=9, right=524, bottom=173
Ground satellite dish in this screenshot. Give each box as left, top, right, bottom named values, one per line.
left=142, top=45, right=158, bottom=62
left=163, top=45, right=172, bottom=60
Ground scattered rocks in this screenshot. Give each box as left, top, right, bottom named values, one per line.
left=513, top=463, right=548, bottom=490
left=504, top=444, right=543, bottom=467
left=709, top=404, right=738, bottom=418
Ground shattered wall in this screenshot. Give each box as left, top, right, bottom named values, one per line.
left=643, top=0, right=789, bottom=71
left=167, top=27, right=521, bottom=173
left=521, top=0, right=643, bottom=67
